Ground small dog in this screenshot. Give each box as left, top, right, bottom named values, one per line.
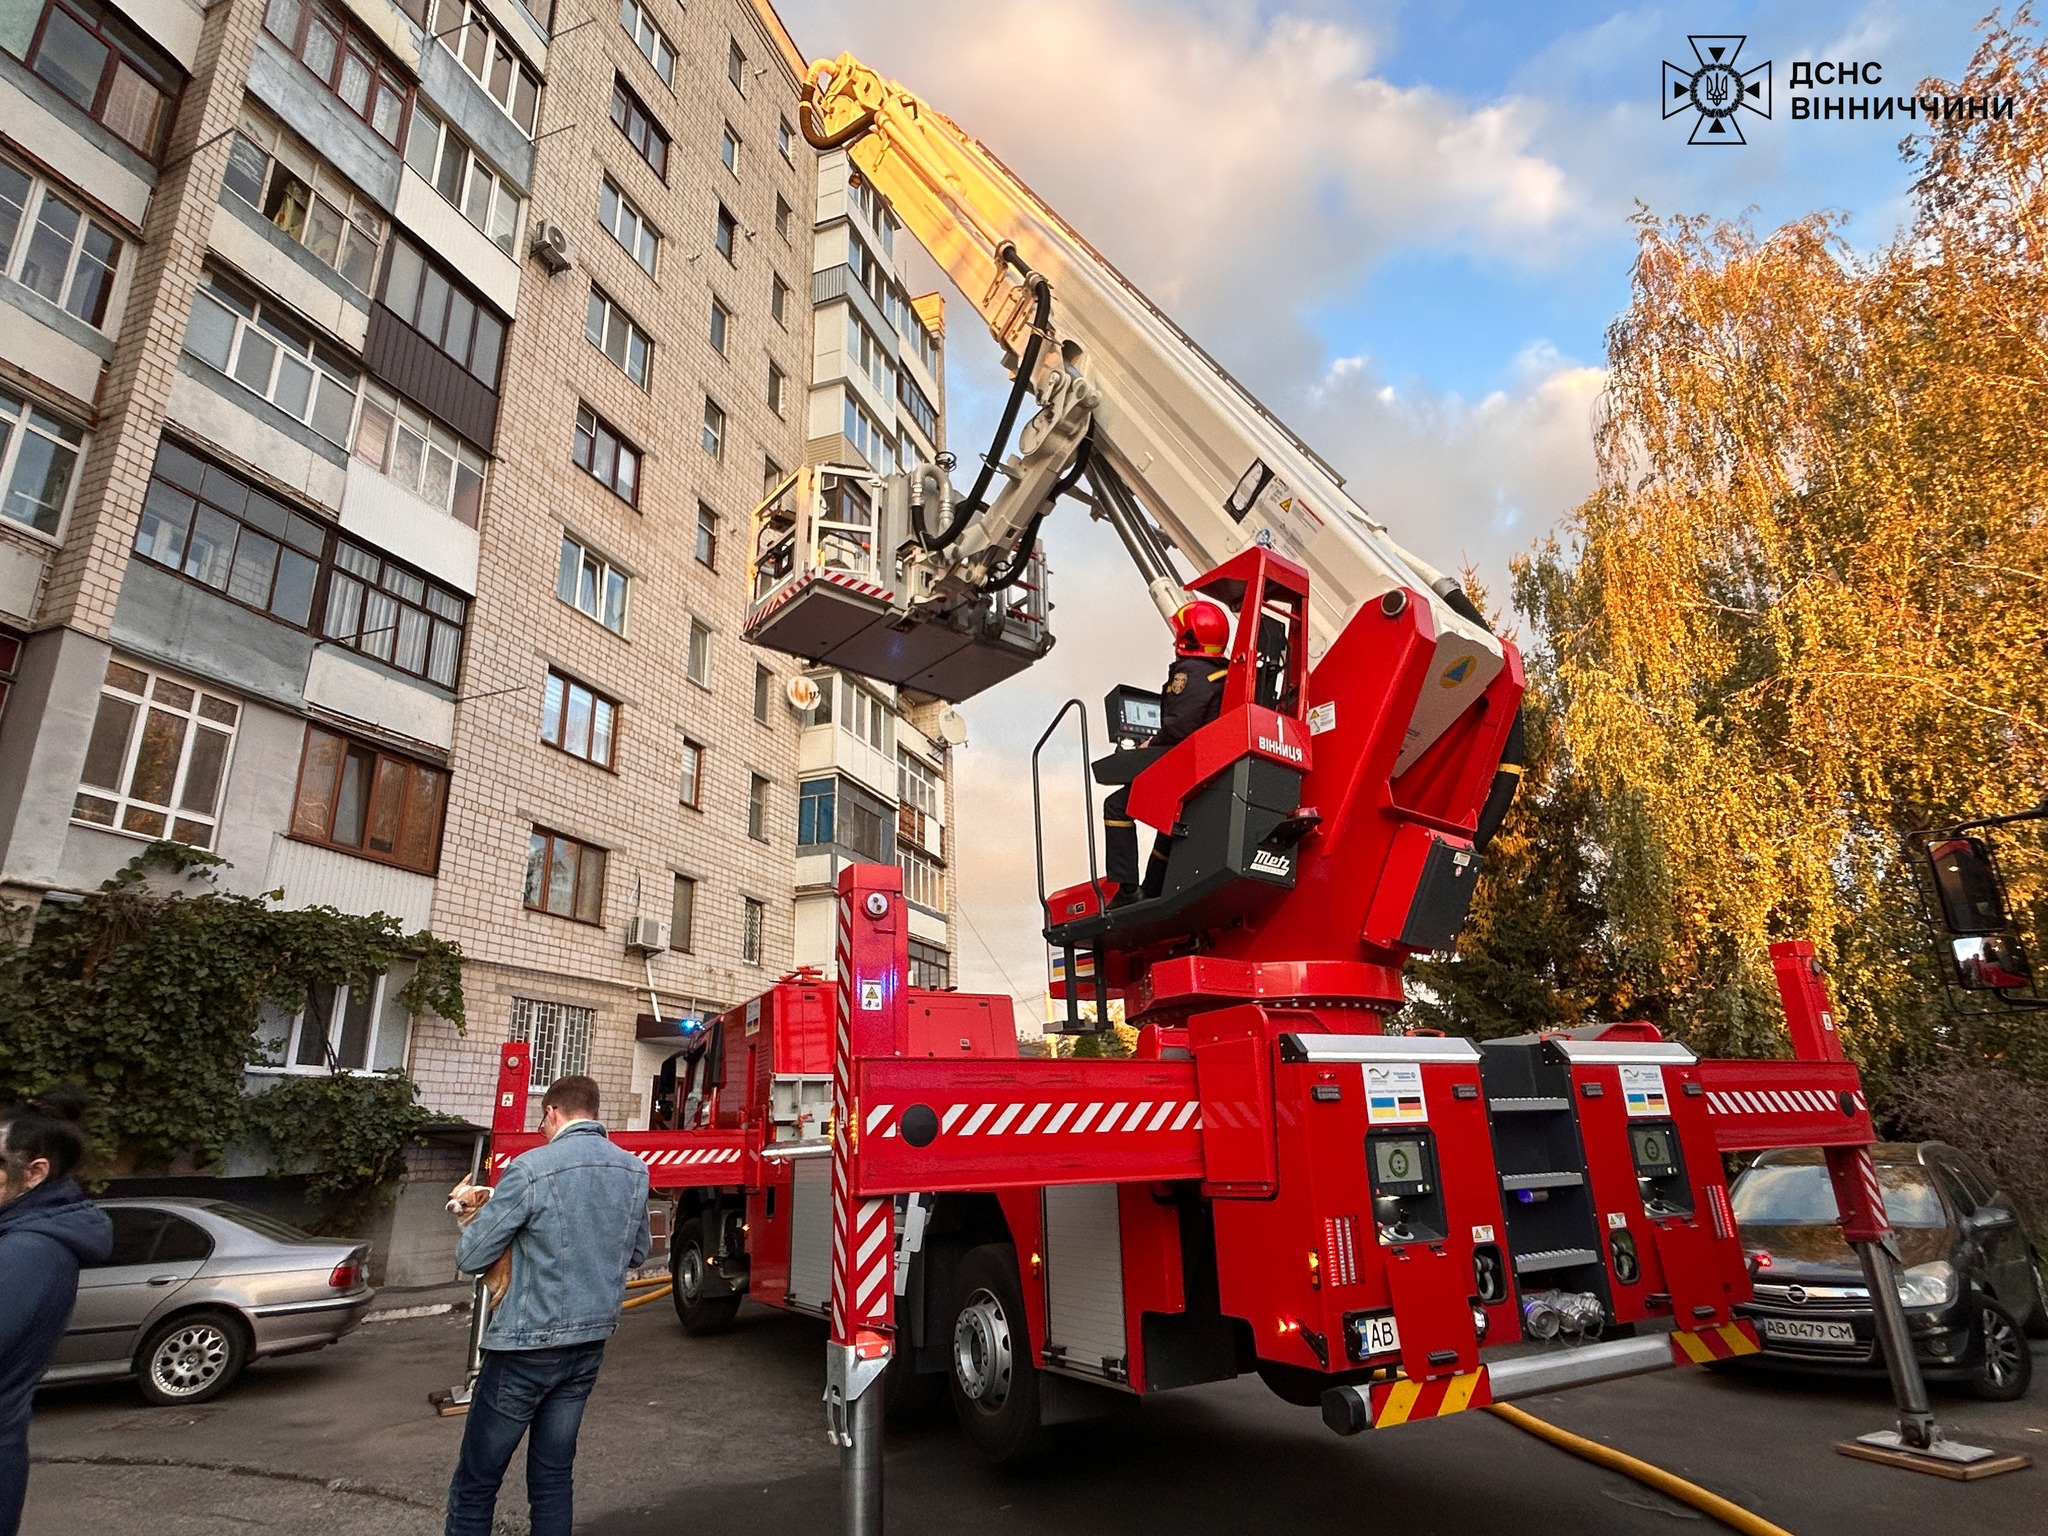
left=447, top=1179, right=512, bottom=1311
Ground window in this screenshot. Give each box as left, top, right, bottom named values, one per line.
left=678, top=737, right=702, bottom=807
left=0, top=628, right=19, bottom=724
left=222, top=105, right=383, bottom=293
left=403, top=107, right=520, bottom=255
left=557, top=534, right=629, bottom=633
left=714, top=203, right=737, bottom=262
left=741, top=897, right=763, bottom=964
left=797, top=777, right=833, bottom=845
left=901, top=845, right=944, bottom=910
left=599, top=177, right=658, bottom=274
left=767, top=362, right=785, bottom=415
left=720, top=123, right=740, bottom=175
left=321, top=538, right=468, bottom=686
left=585, top=285, right=651, bottom=388
left=618, top=0, right=674, bottom=85
left=0, top=388, right=83, bottom=536
left=753, top=662, right=771, bottom=722
left=290, top=725, right=447, bottom=871
left=708, top=296, right=728, bottom=354
left=747, top=774, right=768, bottom=840
left=572, top=403, right=640, bottom=504
left=777, top=115, right=794, bottom=161
left=258, top=974, right=409, bottom=1073
left=907, top=308, right=940, bottom=376
left=0, top=155, right=121, bottom=326
left=610, top=75, right=668, bottom=178
left=353, top=381, right=487, bottom=526
left=541, top=669, right=617, bottom=768
left=262, top=0, right=410, bottom=146
left=73, top=659, right=238, bottom=846
left=509, top=997, right=593, bottom=1087
left=763, top=456, right=785, bottom=497
left=13, top=0, right=180, bottom=158
left=727, top=37, right=746, bottom=91
left=850, top=178, right=898, bottom=257
left=908, top=939, right=949, bottom=990
left=134, top=440, right=325, bottom=628
left=898, top=370, right=938, bottom=443
left=846, top=232, right=885, bottom=303
left=686, top=618, right=711, bottom=686
left=837, top=675, right=893, bottom=751
left=842, top=392, right=895, bottom=474
left=846, top=311, right=894, bottom=396
left=182, top=272, right=358, bottom=443
left=694, top=502, right=717, bottom=568
left=773, top=194, right=791, bottom=241
left=419, top=0, right=539, bottom=135
left=524, top=827, right=605, bottom=922
left=797, top=775, right=892, bottom=861
left=770, top=274, right=789, bottom=327
left=898, top=748, right=939, bottom=816
left=701, top=397, right=725, bottom=459
left=381, top=239, right=506, bottom=387
left=670, top=874, right=696, bottom=951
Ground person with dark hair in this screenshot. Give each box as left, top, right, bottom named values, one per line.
left=0, top=1085, right=111, bottom=1536
left=443, top=1075, right=649, bottom=1536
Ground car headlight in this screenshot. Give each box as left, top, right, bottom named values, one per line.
left=1896, top=1260, right=1957, bottom=1308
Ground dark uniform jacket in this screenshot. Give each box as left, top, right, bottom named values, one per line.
left=1101, top=657, right=1227, bottom=784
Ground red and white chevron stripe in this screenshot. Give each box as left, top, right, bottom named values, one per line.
left=637, top=1147, right=743, bottom=1168
left=1706, top=1087, right=1864, bottom=1118
left=861, top=1099, right=1203, bottom=1139
left=831, top=1192, right=894, bottom=1328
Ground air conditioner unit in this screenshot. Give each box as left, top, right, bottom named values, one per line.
left=625, top=916, right=670, bottom=953
left=529, top=219, right=572, bottom=274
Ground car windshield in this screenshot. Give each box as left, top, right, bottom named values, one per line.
left=1731, top=1162, right=1948, bottom=1229
left=204, top=1202, right=314, bottom=1243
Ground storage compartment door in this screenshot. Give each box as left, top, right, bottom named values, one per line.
left=1043, top=1183, right=1129, bottom=1383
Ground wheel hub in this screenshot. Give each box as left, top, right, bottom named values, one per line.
left=1983, top=1307, right=2024, bottom=1388
left=677, top=1245, right=705, bottom=1305
left=154, top=1325, right=228, bottom=1395
left=953, top=1289, right=1013, bottom=1409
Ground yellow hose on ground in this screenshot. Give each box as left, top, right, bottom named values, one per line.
left=1484, top=1403, right=1796, bottom=1536
left=621, top=1284, right=673, bottom=1310
left=625, top=1275, right=670, bottom=1289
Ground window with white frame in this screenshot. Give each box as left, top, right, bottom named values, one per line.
left=420, top=0, right=539, bottom=134
left=403, top=106, right=521, bottom=255
left=773, top=193, right=791, bottom=241
left=701, top=396, right=725, bottom=459
left=353, top=381, right=486, bottom=526
left=714, top=203, right=737, bottom=261
left=0, top=388, right=84, bottom=536
left=182, top=271, right=358, bottom=445
left=845, top=311, right=893, bottom=396
left=708, top=296, right=728, bottom=354
left=901, top=844, right=944, bottom=911
left=767, top=361, right=785, bottom=415
left=741, top=897, right=763, bottom=964
left=720, top=123, right=740, bottom=175
left=898, top=748, right=939, bottom=817
left=837, top=675, right=892, bottom=752
left=842, top=392, right=894, bottom=474
left=0, top=154, right=122, bottom=328
left=747, top=773, right=767, bottom=840
left=598, top=177, right=657, bottom=274
left=686, top=619, right=711, bottom=686
left=617, top=0, right=674, bottom=85
left=753, top=662, right=771, bottom=722
left=678, top=736, right=703, bottom=807
left=727, top=37, right=746, bottom=91
left=694, top=501, right=717, bottom=567
left=257, top=972, right=412, bottom=1073
left=777, top=115, right=794, bottom=161
left=224, top=102, right=385, bottom=290
left=557, top=533, right=628, bottom=633
left=73, top=659, right=239, bottom=847
left=585, top=285, right=650, bottom=388
left=770, top=273, right=788, bottom=327
left=509, top=996, right=593, bottom=1089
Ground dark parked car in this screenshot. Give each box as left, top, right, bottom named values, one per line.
left=1731, top=1142, right=2043, bottom=1400
left=39, top=1198, right=376, bottom=1405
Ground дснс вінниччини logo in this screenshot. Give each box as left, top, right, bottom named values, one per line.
left=1663, top=35, right=1771, bottom=143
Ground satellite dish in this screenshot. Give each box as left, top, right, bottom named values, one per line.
left=937, top=708, right=967, bottom=746
left=786, top=675, right=822, bottom=711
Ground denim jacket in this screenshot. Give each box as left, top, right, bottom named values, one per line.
left=458, top=1121, right=652, bottom=1350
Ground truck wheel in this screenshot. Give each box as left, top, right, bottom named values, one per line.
left=671, top=1217, right=740, bottom=1335
left=947, top=1243, right=1047, bottom=1463
left=1969, top=1298, right=2032, bottom=1401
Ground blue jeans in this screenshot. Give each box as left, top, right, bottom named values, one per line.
left=445, top=1342, right=606, bottom=1536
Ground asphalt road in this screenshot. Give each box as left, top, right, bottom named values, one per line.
left=25, top=1295, right=2048, bottom=1535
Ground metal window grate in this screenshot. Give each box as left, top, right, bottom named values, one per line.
left=510, top=997, right=594, bottom=1088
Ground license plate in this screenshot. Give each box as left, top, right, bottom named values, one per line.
left=1759, top=1316, right=1857, bottom=1346
left=1354, top=1312, right=1401, bottom=1357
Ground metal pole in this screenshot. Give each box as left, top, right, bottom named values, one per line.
left=1852, top=1238, right=1936, bottom=1449
left=842, top=1385, right=884, bottom=1536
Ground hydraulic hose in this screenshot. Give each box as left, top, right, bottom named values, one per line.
left=980, top=434, right=1093, bottom=592
left=1484, top=1404, right=1796, bottom=1536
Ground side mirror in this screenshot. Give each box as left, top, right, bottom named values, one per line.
left=1951, top=933, right=2036, bottom=992
left=1926, top=836, right=2014, bottom=935
left=1970, top=1206, right=2018, bottom=1233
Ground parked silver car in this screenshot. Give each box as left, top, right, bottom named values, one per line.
left=41, top=1198, right=376, bottom=1405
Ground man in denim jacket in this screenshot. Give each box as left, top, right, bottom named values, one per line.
left=445, top=1075, right=651, bottom=1536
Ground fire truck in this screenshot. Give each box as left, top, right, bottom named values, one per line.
left=487, top=52, right=1902, bottom=1490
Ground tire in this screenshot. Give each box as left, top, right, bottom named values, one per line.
left=1969, top=1297, right=2032, bottom=1402
left=135, top=1309, right=248, bottom=1406
left=2024, top=1251, right=2048, bottom=1341
left=946, top=1243, right=1047, bottom=1464
left=670, top=1216, right=740, bottom=1335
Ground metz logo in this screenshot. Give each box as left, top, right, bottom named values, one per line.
left=1257, top=734, right=1304, bottom=763
left=1249, top=849, right=1292, bottom=879
left=1663, top=35, right=1771, bottom=144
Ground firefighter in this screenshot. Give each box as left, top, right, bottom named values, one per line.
left=1103, top=599, right=1231, bottom=907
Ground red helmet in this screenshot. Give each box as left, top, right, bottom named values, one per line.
left=1172, top=599, right=1230, bottom=658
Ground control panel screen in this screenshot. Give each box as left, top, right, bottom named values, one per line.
left=1371, top=1136, right=1432, bottom=1195
left=1123, top=698, right=1161, bottom=732
left=1629, top=1123, right=1681, bottom=1179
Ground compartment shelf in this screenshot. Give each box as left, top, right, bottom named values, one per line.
left=1514, top=1247, right=1600, bottom=1274
left=1488, top=1096, right=1570, bottom=1113
left=1500, top=1171, right=1585, bottom=1191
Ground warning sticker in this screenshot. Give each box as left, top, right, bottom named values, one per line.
left=744, top=998, right=762, bottom=1036
left=859, top=981, right=885, bottom=1012
left=1620, top=1064, right=1670, bottom=1118
left=1308, top=701, right=1336, bottom=735
left=1364, top=1063, right=1428, bottom=1125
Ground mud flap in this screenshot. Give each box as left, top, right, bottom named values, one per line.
left=1384, top=1242, right=1481, bottom=1383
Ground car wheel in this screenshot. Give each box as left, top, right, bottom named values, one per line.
left=1969, top=1298, right=2033, bottom=1402
left=947, top=1243, right=1047, bottom=1464
left=136, top=1310, right=248, bottom=1406
left=2024, top=1252, right=2048, bottom=1341
left=670, top=1217, right=740, bottom=1335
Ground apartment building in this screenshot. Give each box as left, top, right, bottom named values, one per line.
left=788, top=147, right=961, bottom=988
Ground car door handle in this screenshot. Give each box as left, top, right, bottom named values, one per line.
left=147, top=1275, right=180, bottom=1286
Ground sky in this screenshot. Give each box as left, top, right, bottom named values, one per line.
left=770, top=0, right=1997, bottom=1026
